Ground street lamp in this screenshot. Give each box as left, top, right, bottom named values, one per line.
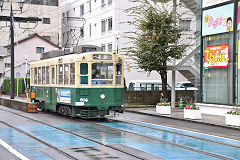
left=18, top=0, right=24, bottom=12
left=0, top=0, right=4, bottom=11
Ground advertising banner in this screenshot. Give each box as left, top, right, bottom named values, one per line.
left=204, top=44, right=229, bottom=69
left=57, top=89, right=71, bottom=103
left=202, top=3, right=234, bottom=36
left=238, top=41, right=240, bottom=69
left=202, top=0, right=230, bottom=8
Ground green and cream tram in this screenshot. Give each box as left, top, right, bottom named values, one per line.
left=30, top=52, right=124, bottom=118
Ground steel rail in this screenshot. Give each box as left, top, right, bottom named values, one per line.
left=0, top=121, right=78, bottom=160
left=1, top=107, right=234, bottom=160
left=109, top=117, right=240, bottom=149
left=0, top=108, right=148, bottom=160
left=94, top=123, right=233, bottom=160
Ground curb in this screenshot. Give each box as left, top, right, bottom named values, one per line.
left=0, top=97, right=37, bottom=113
left=125, top=109, right=240, bottom=130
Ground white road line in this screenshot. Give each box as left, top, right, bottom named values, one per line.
left=0, top=138, right=30, bottom=160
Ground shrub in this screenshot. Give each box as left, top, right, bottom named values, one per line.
left=3, top=78, right=30, bottom=94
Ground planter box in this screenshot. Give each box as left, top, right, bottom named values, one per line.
left=225, top=114, right=240, bottom=126
left=184, top=109, right=202, bottom=119
left=156, top=105, right=171, bottom=114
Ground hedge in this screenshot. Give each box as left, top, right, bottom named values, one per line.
left=3, top=78, right=30, bottom=94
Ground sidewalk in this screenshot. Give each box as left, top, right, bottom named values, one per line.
left=125, top=107, right=240, bottom=130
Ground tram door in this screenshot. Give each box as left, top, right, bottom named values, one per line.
left=49, top=65, right=56, bottom=110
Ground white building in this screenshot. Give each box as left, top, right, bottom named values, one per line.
left=60, top=0, right=197, bottom=86
left=0, top=0, right=60, bottom=46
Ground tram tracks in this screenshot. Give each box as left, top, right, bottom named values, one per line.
left=0, top=107, right=237, bottom=160
left=109, top=117, right=240, bottom=149
left=94, top=123, right=233, bottom=160
left=0, top=108, right=148, bottom=160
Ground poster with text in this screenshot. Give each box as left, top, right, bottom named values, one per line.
left=202, top=3, right=234, bottom=36
left=57, top=89, right=71, bottom=103
left=204, top=44, right=229, bottom=69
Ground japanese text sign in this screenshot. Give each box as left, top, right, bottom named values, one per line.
left=202, top=3, right=234, bottom=36
left=204, top=44, right=229, bottom=69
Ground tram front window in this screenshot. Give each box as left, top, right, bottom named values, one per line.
left=92, top=63, right=113, bottom=86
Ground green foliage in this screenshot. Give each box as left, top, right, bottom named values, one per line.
left=3, top=78, right=30, bottom=94
left=124, top=0, right=186, bottom=97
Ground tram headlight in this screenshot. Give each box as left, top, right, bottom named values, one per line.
left=100, top=94, right=106, bottom=99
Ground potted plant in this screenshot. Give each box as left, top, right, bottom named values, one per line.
left=156, top=97, right=171, bottom=114
left=184, top=103, right=201, bottom=119
left=225, top=108, right=240, bottom=126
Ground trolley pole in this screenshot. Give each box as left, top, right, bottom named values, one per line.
left=10, top=4, right=14, bottom=99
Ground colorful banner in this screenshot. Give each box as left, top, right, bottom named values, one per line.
left=204, top=44, right=229, bottom=69
left=202, top=3, right=234, bottom=36
left=238, top=41, right=240, bottom=69
left=202, top=0, right=230, bottom=8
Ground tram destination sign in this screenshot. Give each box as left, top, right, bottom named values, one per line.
left=204, top=44, right=229, bottom=69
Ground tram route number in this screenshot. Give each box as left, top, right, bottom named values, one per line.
left=80, top=98, right=88, bottom=102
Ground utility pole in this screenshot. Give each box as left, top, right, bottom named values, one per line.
left=0, top=0, right=41, bottom=99
left=171, top=0, right=177, bottom=108
left=10, top=4, right=14, bottom=99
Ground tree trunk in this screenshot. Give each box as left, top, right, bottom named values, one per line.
left=160, top=69, right=168, bottom=99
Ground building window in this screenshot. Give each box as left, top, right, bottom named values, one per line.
left=62, top=13, right=65, bottom=23
left=101, top=0, right=105, bottom=7
left=101, top=44, right=106, bottom=52
left=36, top=47, right=44, bottom=53
left=108, top=43, right=112, bottom=52
left=66, top=11, right=69, bottom=22
left=101, top=19, right=106, bottom=33
left=80, top=27, right=84, bottom=38
left=43, top=18, right=50, bottom=24
left=43, top=36, right=51, bottom=41
left=89, top=24, right=91, bottom=37
left=89, top=1, right=91, bottom=13
left=108, top=17, right=112, bottom=31
left=80, top=4, right=84, bottom=16
left=108, top=0, right=112, bottom=5
left=5, top=63, right=11, bottom=68
left=179, top=19, right=191, bottom=31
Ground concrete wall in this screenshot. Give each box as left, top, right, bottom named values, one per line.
left=124, top=90, right=196, bottom=105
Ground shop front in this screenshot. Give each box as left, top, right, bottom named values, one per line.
left=198, top=0, right=240, bottom=115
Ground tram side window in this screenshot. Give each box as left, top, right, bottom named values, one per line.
left=64, top=64, right=69, bottom=85
left=46, top=66, right=49, bottom=84
left=42, top=67, right=45, bottom=85
left=116, top=64, right=122, bottom=86
left=34, top=68, right=37, bottom=84
left=52, top=67, right=55, bottom=84
left=70, top=63, right=75, bottom=85
left=38, top=67, right=41, bottom=84
left=56, top=65, right=58, bottom=84
left=59, top=64, right=63, bottom=85
left=80, top=63, right=88, bottom=85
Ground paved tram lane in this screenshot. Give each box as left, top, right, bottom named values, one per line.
left=0, top=105, right=240, bottom=160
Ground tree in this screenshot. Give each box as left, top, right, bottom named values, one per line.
left=124, top=0, right=186, bottom=98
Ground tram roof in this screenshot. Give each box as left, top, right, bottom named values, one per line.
left=30, top=52, right=120, bottom=66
